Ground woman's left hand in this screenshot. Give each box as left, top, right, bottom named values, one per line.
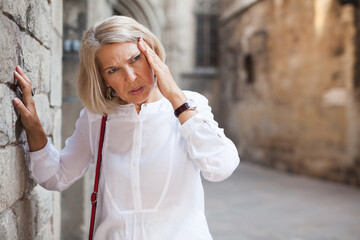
left=137, top=37, right=186, bottom=108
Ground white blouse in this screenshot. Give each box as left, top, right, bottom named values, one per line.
left=29, top=91, right=239, bottom=240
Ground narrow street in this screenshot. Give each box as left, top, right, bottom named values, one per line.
left=204, top=162, right=360, bottom=240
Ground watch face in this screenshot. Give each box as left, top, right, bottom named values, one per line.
left=186, top=99, right=197, bottom=109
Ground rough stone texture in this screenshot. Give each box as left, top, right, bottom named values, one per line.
left=52, top=108, right=62, bottom=150
left=0, top=209, right=17, bottom=240
left=0, top=84, right=17, bottom=146
left=0, top=0, right=28, bottom=30
left=219, top=0, right=360, bottom=185
left=0, top=14, right=20, bottom=84
left=0, top=146, right=29, bottom=213
left=53, top=191, right=61, bottom=240
left=0, top=7, right=52, bottom=92
left=52, top=0, right=63, bottom=36
left=36, top=221, right=53, bottom=240
left=39, top=46, right=51, bottom=93
left=0, top=23, right=50, bottom=91
left=26, top=0, right=52, bottom=48
left=1, top=0, right=52, bottom=48
left=34, top=94, right=53, bottom=135
left=22, top=34, right=44, bottom=92
left=50, top=33, right=63, bottom=107
left=31, top=185, right=53, bottom=231
left=11, top=186, right=53, bottom=240
left=0, top=0, right=62, bottom=239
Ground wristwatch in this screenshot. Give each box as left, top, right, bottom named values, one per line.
left=174, top=99, right=197, bottom=118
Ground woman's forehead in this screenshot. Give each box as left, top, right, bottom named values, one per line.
left=97, top=42, right=139, bottom=67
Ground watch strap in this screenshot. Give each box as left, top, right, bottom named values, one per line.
left=174, top=99, right=196, bottom=118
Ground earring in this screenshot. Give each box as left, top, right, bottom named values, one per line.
left=154, top=74, right=157, bottom=86
left=106, top=86, right=112, bottom=100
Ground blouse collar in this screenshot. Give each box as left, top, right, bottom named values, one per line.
left=86, top=97, right=172, bottom=123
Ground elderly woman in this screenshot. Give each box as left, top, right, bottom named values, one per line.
left=12, top=16, right=239, bottom=240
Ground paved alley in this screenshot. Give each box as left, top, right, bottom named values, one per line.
left=204, top=162, right=360, bottom=240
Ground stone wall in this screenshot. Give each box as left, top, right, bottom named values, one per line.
left=0, top=0, right=62, bottom=239
left=219, top=0, right=360, bottom=185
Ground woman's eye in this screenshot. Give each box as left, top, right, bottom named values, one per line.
left=133, top=55, right=140, bottom=62
left=108, top=68, right=117, bottom=74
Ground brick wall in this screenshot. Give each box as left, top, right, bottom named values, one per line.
left=0, top=0, right=62, bottom=239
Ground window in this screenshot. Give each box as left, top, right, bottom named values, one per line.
left=195, top=0, right=219, bottom=67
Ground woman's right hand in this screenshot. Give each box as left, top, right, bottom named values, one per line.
left=12, top=65, right=47, bottom=152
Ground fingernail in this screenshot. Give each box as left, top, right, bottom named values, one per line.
left=13, top=98, right=20, bottom=104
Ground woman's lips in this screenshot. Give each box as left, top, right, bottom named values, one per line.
left=129, top=86, right=144, bottom=96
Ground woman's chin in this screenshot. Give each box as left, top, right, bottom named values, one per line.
left=127, top=93, right=151, bottom=105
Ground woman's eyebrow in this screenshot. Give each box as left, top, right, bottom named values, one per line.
left=127, top=51, right=141, bottom=63
left=103, top=66, right=115, bottom=71
left=103, top=51, right=141, bottom=72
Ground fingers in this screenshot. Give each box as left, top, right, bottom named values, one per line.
left=137, top=38, right=165, bottom=72
left=16, top=65, right=31, bottom=83
left=14, top=66, right=33, bottom=101
left=137, top=37, right=149, bottom=55
left=12, top=97, right=30, bottom=117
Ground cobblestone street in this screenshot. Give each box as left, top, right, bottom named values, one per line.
left=204, top=163, right=360, bottom=240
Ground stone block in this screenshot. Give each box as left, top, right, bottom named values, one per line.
left=0, top=14, right=20, bottom=84
left=0, top=209, right=17, bottom=240
left=21, top=34, right=42, bottom=91
left=1, top=4, right=53, bottom=92
left=53, top=191, right=61, bottom=240
left=0, top=84, right=17, bottom=146
left=31, top=185, right=53, bottom=229
left=26, top=0, right=52, bottom=48
left=21, top=33, right=52, bottom=93
left=11, top=185, right=54, bottom=239
left=51, top=0, right=63, bottom=36
left=0, top=0, right=28, bottom=28
left=52, top=107, right=62, bottom=150
left=0, top=146, right=28, bottom=213
left=35, top=220, right=53, bottom=240
left=50, top=34, right=63, bottom=107
left=1, top=0, right=52, bottom=48
left=39, top=47, right=51, bottom=93
left=33, top=94, right=52, bottom=135
left=11, top=194, right=36, bottom=239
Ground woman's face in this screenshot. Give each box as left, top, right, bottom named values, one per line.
left=97, top=42, right=156, bottom=105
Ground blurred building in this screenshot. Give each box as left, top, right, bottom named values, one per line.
left=218, top=0, right=360, bottom=185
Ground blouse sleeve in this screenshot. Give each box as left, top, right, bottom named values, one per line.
left=179, top=92, right=240, bottom=182
left=28, top=108, right=94, bottom=192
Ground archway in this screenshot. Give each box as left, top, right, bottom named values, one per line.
left=111, top=0, right=164, bottom=40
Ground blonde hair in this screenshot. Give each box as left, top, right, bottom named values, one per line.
left=77, top=16, right=166, bottom=114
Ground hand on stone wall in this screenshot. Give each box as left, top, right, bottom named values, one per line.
left=12, top=66, right=47, bottom=152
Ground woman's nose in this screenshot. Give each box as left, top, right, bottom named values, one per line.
left=124, top=67, right=137, bottom=82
